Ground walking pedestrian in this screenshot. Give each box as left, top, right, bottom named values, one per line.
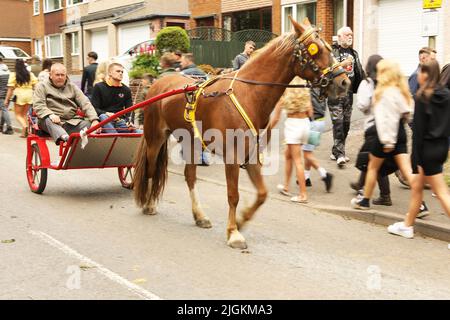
left=302, top=87, right=334, bottom=192
left=81, top=51, right=98, bottom=99
left=232, top=41, right=256, bottom=71
left=350, top=60, right=420, bottom=211
left=408, top=47, right=432, bottom=97
left=351, top=54, right=393, bottom=206
left=4, top=59, right=38, bottom=137
left=38, top=58, right=53, bottom=83
left=0, top=62, right=13, bottom=134
left=388, top=60, right=450, bottom=239
left=328, top=27, right=364, bottom=168
left=29, top=55, right=42, bottom=78
left=271, top=77, right=312, bottom=203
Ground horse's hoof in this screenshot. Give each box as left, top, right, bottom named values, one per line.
left=196, top=218, right=212, bottom=229
left=143, top=207, right=157, bottom=215
left=227, top=231, right=247, bottom=249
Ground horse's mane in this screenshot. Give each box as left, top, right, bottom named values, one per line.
left=250, top=32, right=297, bottom=60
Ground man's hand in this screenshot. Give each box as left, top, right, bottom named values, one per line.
left=105, top=112, right=115, bottom=117
left=49, top=114, right=61, bottom=124
left=90, top=120, right=102, bottom=134
left=340, top=57, right=353, bottom=68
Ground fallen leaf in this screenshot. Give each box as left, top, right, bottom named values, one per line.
left=79, top=265, right=96, bottom=271
left=1, top=239, right=15, bottom=244
left=133, top=278, right=147, bottom=284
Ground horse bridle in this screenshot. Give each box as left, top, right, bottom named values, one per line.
left=293, top=27, right=346, bottom=97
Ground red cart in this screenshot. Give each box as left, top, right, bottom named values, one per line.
left=25, top=86, right=198, bottom=194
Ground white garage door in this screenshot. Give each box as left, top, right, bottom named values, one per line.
left=91, top=29, right=109, bottom=62
left=378, top=0, right=428, bottom=76
left=118, top=23, right=150, bottom=56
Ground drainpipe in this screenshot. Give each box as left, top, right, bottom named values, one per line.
left=343, top=0, right=348, bottom=27
left=359, top=0, right=364, bottom=61
left=81, top=21, right=85, bottom=69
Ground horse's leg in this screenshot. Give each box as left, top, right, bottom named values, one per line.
left=142, top=136, right=167, bottom=215
left=237, top=163, right=267, bottom=230
left=185, top=164, right=212, bottom=228
left=225, top=164, right=247, bottom=249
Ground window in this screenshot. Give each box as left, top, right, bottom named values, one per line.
left=71, top=32, right=79, bottom=55
left=66, top=0, right=85, bottom=6
left=44, top=0, right=62, bottom=13
left=34, top=39, right=43, bottom=57
left=45, top=34, right=63, bottom=57
left=333, top=0, right=344, bottom=35
left=282, top=1, right=317, bottom=34
left=224, top=7, right=272, bottom=32
left=33, top=0, right=40, bottom=15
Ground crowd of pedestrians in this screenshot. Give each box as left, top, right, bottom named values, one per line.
left=1, top=29, right=449, bottom=248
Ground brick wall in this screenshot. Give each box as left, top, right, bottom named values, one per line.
left=272, top=0, right=281, bottom=35
left=316, top=0, right=334, bottom=43
left=0, top=41, right=31, bottom=55
left=189, top=0, right=222, bottom=29
left=0, top=0, right=31, bottom=39
left=222, top=0, right=272, bottom=13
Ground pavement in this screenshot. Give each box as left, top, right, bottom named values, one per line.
left=4, top=78, right=450, bottom=243
left=1, top=133, right=450, bottom=299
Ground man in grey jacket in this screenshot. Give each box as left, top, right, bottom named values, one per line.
left=232, top=41, right=256, bottom=71
left=33, top=63, right=99, bottom=145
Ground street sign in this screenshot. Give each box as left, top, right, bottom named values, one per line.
left=423, top=0, right=442, bottom=9
left=422, top=10, right=439, bottom=36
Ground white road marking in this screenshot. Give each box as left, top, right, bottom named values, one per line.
left=29, top=230, right=162, bottom=300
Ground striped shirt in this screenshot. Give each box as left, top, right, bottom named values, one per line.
left=0, top=74, right=9, bottom=100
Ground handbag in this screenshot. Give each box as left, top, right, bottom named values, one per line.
left=307, top=130, right=321, bottom=146
left=355, top=151, right=369, bottom=171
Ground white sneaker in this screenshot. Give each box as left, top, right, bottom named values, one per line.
left=387, top=222, right=414, bottom=239
left=330, top=154, right=336, bottom=161
left=337, top=157, right=346, bottom=166
left=345, top=156, right=350, bottom=162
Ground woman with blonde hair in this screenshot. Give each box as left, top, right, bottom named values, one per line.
left=351, top=60, right=419, bottom=210
left=4, top=59, right=38, bottom=137
left=388, top=60, right=450, bottom=239
left=271, top=77, right=313, bottom=203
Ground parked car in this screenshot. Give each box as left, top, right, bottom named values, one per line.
left=113, top=40, right=156, bottom=72
left=0, top=46, right=30, bottom=60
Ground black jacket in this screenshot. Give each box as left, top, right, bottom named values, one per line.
left=412, top=87, right=450, bottom=172
left=332, top=44, right=365, bottom=93
left=81, top=63, right=98, bottom=96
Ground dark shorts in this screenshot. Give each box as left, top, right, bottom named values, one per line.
left=420, top=138, right=449, bottom=176
left=371, top=123, right=407, bottom=159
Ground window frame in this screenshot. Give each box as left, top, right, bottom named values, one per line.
left=71, top=32, right=79, bottom=56
left=33, top=0, right=40, bottom=16
left=45, top=34, right=63, bottom=58
left=44, top=0, right=63, bottom=14
left=66, top=0, right=87, bottom=7
left=281, top=0, right=317, bottom=34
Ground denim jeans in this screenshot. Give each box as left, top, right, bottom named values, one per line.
left=0, top=99, right=12, bottom=127
left=99, top=113, right=130, bottom=133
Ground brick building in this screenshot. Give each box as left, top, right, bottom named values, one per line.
left=0, top=0, right=32, bottom=54
left=188, top=0, right=351, bottom=43
left=30, top=0, right=67, bottom=65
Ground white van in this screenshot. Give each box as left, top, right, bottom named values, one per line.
left=0, top=46, right=30, bottom=60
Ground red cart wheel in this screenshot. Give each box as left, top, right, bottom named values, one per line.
left=118, top=166, right=134, bottom=189
left=26, top=144, right=48, bottom=194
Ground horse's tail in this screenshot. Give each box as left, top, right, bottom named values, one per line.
left=133, top=135, right=169, bottom=208
left=133, top=137, right=150, bottom=208
left=149, top=139, right=168, bottom=204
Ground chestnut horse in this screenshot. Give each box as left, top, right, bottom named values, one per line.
left=133, top=18, right=351, bottom=249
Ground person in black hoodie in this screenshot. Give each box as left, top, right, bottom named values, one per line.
left=388, top=60, right=450, bottom=240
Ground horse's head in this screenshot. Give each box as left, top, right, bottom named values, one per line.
left=290, top=17, right=351, bottom=99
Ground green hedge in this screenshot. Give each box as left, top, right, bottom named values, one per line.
left=155, top=27, right=190, bottom=54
